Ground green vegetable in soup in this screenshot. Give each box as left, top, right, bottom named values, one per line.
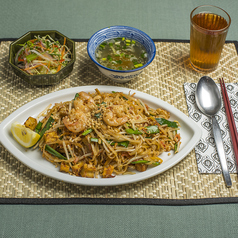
left=95, top=37, right=147, bottom=71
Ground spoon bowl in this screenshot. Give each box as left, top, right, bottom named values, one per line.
left=195, top=76, right=232, bottom=187
left=195, top=76, right=222, bottom=116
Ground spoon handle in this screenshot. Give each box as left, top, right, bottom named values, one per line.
left=212, top=116, right=232, bottom=187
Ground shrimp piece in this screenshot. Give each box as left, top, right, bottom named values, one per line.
left=63, top=109, right=87, bottom=133
left=74, top=98, right=89, bottom=113
left=74, top=91, right=96, bottom=112
left=63, top=92, right=96, bottom=133
left=103, top=105, right=128, bottom=127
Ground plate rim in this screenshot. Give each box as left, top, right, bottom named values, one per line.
left=0, top=85, right=202, bottom=186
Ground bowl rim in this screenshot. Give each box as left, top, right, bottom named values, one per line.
left=87, top=25, right=156, bottom=73
left=9, top=30, right=75, bottom=78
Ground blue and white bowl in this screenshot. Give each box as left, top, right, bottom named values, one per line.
left=87, top=26, right=156, bottom=83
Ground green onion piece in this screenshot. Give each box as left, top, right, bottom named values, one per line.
left=107, top=140, right=129, bottom=148
left=125, top=128, right=143, bottom=135
left=27, top=41, right=34, bottom=48
left=97, top=102, right=106, bottom=106
left=132, top=40, right=136, bottom=44
left=74, top=93, right=79, bottom=100
left=131, top=160, right=149, bottom=164
left=99, top=44, right=106, bottom=49
left=94, top=112, right=101, bottom=118
left=46, top=41, right=50, bottom=48
left=35, top=121, right=43, bottom=133
left=122, top=37, right=125, bottom=41
left=107, top=55, right=112, bottom=61
left=146, top=125, right=159, bottom=134
left=45, top=145, right=67, bottom=160
left=102, top=58, right=107, bottom=61
left=131, top=160, right=161, bottom=166
left=26, top=53, right=38, bottom=62
left=134, top=64, right=143, bottom=68
left=174, top=143, right=178, bottom=153
left=39, top=116, right=54, bottom=138
left=106, top=140, right=114, bottom=146
left=117, top=141, right=129, bottom=147
left=118, top=67, right=122, bottom=70
left=116, top=60, right=122, bottom=64
left=155, top=118, right=178, bottom=128
left=90, top=138, right=99, bottom=142
left=141, top=53, right=145, bottom=58
left=82, top=128, right=93, bottom=136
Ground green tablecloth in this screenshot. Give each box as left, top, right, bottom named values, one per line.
left=1, top=0, right=238, bottom=237
left=0, top=0, right=237, bottom=41
left=1, top=202, right=238, bottom=238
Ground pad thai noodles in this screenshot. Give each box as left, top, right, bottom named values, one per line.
left=23, top=89, right=181, bottom=178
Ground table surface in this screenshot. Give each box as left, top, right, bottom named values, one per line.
left=1, top=0, right=238, bottom=238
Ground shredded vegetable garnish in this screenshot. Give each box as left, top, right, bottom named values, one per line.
left=15, top=35, right=72, bottom=75
left=17, top=89, right=181, bottom=179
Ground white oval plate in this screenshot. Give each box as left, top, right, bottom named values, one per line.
left=0, top=85, right=202, bottom=186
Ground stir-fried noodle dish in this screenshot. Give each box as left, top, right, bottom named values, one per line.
left=24, top=89, right=181, bottom=178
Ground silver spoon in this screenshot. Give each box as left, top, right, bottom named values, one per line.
left=195, top=76, right=232, bottom=188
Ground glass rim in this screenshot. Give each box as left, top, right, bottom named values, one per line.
left=190, top=5, right=231, bottom=33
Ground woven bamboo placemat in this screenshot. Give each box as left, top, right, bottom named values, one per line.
left=0, top=41, right=238, bottom=199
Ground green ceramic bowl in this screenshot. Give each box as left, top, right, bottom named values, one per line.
left=9, top=30, right=75, bottom=86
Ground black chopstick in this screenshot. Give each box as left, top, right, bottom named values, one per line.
left=219, top=78, right=238, bottom=166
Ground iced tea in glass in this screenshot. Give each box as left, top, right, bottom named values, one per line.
left=190, top=5, right=231, bottom=72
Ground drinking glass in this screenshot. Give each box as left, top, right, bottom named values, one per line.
left=190, top=5, right=231, bottom=72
